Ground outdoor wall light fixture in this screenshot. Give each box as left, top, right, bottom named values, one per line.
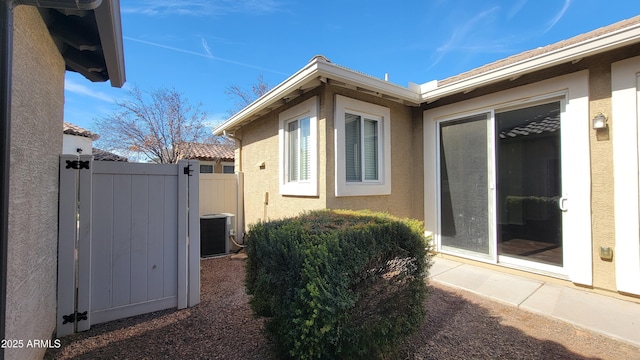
left=592, top=112, right=608, bottom=129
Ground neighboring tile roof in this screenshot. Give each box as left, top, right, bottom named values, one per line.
left=439, top=15, right=640, bottom=86
left=92, top=148, right=128, bottom=162
left=184, top=143, right=235, bottom=161
left=63, top=122, right=99, bottom=140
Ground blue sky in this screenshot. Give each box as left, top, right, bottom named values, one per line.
left=64, top=0, right=640, bottom=132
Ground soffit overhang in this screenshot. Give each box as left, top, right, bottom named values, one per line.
left=38, top=0, right=125, bottom=87
left=213, top=56, right=422, bottom=136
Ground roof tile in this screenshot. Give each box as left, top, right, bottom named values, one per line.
left=184, top=143, right=235, bottom=161
left=63, top=122, right=99, bottom=140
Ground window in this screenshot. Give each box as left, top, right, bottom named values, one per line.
left=335, top=95, right=391, bottom=196
left=222, top=162, right=234, bottom=174
left=200, top=164, right=213, bottom=173
left=287, top=117, right=311, bottom=182
left=278, top=96, right=318, bottom=196
left=345, top=113, right=380, bottom=182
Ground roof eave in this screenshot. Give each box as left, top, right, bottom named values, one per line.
left=423, top=22, right=640, bottom=102
left=94, top=0, right=125, bottom=87
left=213, top=59, right=322, bottom=136
left=213, top=58, right=421, bottom=136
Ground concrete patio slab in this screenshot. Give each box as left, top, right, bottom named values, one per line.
left=428, top=257, right=462, bottom=277
left=521, top=283, right=640, bottom=347
left=428, top=257, right=640, bottom=348
left=429, top=260, right=543, bottom=306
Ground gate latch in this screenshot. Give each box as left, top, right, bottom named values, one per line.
left=65, top=160, right=90, bottom=170
left=62, top=311, right=88, bottom=324
left=183, top=164, right=193, bottom=176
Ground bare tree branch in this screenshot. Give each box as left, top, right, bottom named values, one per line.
left=225, top=74, right=271, bottom=116
left=94, top=86, right=212, bottom=163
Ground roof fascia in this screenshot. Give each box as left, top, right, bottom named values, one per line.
left=315, top=61, right=420, bottom=102
left=423, top=23, right=640, bottom=102
left=213, top=59, right=421, bottom=135
left=94, top=0, right=125, bottom=87
left=213, top=59, right=321, bottom=135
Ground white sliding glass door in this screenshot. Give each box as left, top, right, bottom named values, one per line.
left=426, top=72, right=591, bottom=283
left=495, top=102, right=563, bottom=268
left=439, top=113, right=492, bottom=257
left=437, top=101, right=566, bottom=273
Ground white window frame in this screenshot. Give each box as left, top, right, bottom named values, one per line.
left=335, top=95, right=391, bottom=196
left=278, top=96, right=318, bottom=196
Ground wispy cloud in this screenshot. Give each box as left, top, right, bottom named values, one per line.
left=429, top=6, right=500, bottom=69
left=125, top=36, right=208, bottom=58
left=124, top=36, right=288, bottom=76
left=121, top=0, right=282, bottom=17
left=65, top=80, right=115, bottom=103
left=546, top=0, right=571, bottom=32
left=201, top=37, right=213, bottom=58
left=507, top=0, right=528, bottom=19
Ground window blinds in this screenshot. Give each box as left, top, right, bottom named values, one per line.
left=288, top=117, right=311, bottom=182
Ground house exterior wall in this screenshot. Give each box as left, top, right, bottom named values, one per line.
left=236, top=85, right=422, bottom=228
left=589, top=63, right=616, bottom=292
left=410, top=108, right=424, bottom=222
left=6, top=6, right=65, bottom=360
left=324, top=86, right=419, bottom=220
left=222, top=33, right=640, bottom=301
left=588, top=47, right=640, bottom=296
left=611, top=54, right=640, bottom=296
left=422, top=47, right=640, bottom=298
left=237, top=88, right=327, bottom=226
left=62, top=133, right=92, bottom=155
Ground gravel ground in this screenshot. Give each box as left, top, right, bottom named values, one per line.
left=45, top=256, right=640, bottom=360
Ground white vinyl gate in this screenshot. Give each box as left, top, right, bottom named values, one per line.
left=57, top=155, right=200, bottom=336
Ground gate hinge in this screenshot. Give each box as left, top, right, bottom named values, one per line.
left=62, top=311, right=88, bottom=324
left=65, top=160, right=90, bottom=170
left=183, top=164, right=193, bottom=176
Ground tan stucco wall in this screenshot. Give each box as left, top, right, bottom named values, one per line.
left=237, top=88, right=327, bottom=226
left=324, top=86, right=420, bottom=220
left=236, top=85, right=422, bottom=228
left=233, top=53, right=628, bottom=297
left=410, top=108, right=424, bottom=222
left=6, top=6, right=65, bottom=360
left=589, top=64, right=616, bottom=292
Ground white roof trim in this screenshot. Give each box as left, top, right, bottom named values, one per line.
left=422, top=21, right=640, bottom=102
left=214, top=19, right=640, bottom=136
left=94, top=0, right=126, bottom=87
left=213, top=57, right=421, bottom=135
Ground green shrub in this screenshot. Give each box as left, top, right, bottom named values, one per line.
left=245, top=209, right=432, bottom=359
